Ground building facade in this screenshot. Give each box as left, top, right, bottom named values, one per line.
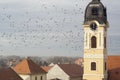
left=13, top=58, right=47, bottom=80
left=83, top=0, right=109, bottom=80
left=47, top=64, right=83, bottom=80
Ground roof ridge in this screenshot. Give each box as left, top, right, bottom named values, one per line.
left=57, top=64, right=82, bottom=78
left=25, top=58, right=32, bottom=74
left=14, top=58, right=46, bottom=74
left=56, top=64, right=69, bottom=76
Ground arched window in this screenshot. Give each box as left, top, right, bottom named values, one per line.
left=92, top=7, right=98, bottom=15
left=91, top=36, right=97, bottom=48
left=91, top=62, right=96, bottom=70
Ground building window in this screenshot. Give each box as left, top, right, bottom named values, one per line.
left=35, top=76, right=37, bottom=80
left=92, top=7, right=98, bottom=15
left=91, top=36, right=97, bottom=48
left=104, top=37, right=106, bottom=48
left=105, top=62, right=106, bottom=70
left=91, top=62, right=96, bottom=70
left=41, top=76, right=43, bottom=80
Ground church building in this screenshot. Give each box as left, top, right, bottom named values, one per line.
left=83, top=0, right=109, bottom=80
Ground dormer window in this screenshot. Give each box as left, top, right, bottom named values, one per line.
left=92, top=7, right=98, bottom=15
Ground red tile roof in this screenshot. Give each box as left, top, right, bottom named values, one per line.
left=107, top=56, right=120, bottom=70
left=0, top=67, right=23, bottom=80
left=13, top=58, right=46, bottom=75
left=107, top=56, right=120, bottom=80
left=58, top=64, right=83, bottom=78
left=41, top=66, right=53, bottom=72
left=108, top=68, right=120, bottom=80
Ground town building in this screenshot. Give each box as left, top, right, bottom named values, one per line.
left=13, top=58, right=47, bottom=80
left=83, top=0, right=109, bottom=80
left=42, top=66, right=53, bottom=73
left=0, top=67, right=23, bottom=80
left=75, top=56, right=120, bottom=80
left=46, top=64, right=83, bottom=80
left=75, top=58, right=83, bottom=66
left=107, top=56, right=120, bottom=80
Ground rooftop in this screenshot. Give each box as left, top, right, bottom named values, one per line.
left=58, top=64, right=83, bottom=78
left=13, top=58, right=46, bottom=75
left=0, top=67, right=23, bottom=80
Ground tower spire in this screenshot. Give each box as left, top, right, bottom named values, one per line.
left=84, top=0, right=107, bottom=24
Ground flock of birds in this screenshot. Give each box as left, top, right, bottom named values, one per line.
left=0, top=0, right=85, bottom=56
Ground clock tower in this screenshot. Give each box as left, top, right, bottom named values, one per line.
left=83, top=0, right=109, bottom=80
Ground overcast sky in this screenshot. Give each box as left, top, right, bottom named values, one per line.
left=0, top=0, right=120, bottom=57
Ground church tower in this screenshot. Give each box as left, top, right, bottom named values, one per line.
left=83, top=0, right=109, bottom=80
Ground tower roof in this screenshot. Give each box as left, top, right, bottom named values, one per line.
left=84, top=0, right=107, bottom=24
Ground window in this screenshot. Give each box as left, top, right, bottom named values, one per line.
left=104, top=37, right=106, bottom=48
left=35, top=76, right=37, bottom=80
left=41, top=76, right=43, bottom=80
left=105, top=62, right=106, bottom=70
left=92, top=7, right=98, bottom=15
left=91, top=62, right=96, bottom=70
left=91, top=36, right=97, bottom=48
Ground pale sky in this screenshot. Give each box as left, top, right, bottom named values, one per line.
left=0, top=0, right=120, bottom=57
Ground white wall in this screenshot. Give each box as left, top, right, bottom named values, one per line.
left=47, top=64, right=69, bottom=80
left=20, top=74, right=46, bottom=80
left=31, top=74, right=46, bottom=80
left=20, top=75, right=30, bottom=80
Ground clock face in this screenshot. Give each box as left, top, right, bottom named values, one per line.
left=90, top=23, right=97, bottom=30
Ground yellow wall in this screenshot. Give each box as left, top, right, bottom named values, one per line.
left=83, top=21, right=108, bottom=80
left=84, top=58, right=106, bottom=74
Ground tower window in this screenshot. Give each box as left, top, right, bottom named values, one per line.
left=104, top=37, right=106, bottom=48
left=105, top=62, right=106, bottom=70
left=92, top=7, right=98, bottom=15
left=91, top=62, right=96, bottom=70
left=91, top=36, right=97, bottom=48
